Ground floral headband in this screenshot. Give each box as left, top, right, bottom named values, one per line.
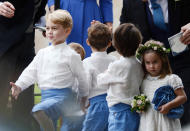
left=136, top=40, right=170, bottom=60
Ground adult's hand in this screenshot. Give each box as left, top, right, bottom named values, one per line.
left=91, top=20, right=113, bottom=32
left=0, top=1, right=15, bottom=18
left=90, top=20, right=101, bottom=25
left=180, top=23, right=190, bottom=45
left=105, top=22, right=113, bottom=32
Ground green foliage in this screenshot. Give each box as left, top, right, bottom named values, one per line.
left=131, top=94, right=150, bottom=113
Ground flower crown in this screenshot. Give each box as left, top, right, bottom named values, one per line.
left=136, top=40, right=170, bottom=60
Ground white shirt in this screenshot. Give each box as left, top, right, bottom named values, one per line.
left=83, top=51, right=116, bottom=99
left=148, top=0, right=168, bottom=23
left=15, top=42, right=88, bottom=97
left=97, top=56, right=144, bottom=107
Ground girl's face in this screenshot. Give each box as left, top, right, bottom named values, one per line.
left=46, top=20, right=70, bottom=45
left=144, top=52, right=162, bottom=77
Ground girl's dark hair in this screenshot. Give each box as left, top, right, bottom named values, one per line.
left=142, top=50, right=172, bottom=78
left=113, top=23, right=142, bottom=57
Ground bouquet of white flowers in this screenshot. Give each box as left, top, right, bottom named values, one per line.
left=131, top=94, right=150, bottom=113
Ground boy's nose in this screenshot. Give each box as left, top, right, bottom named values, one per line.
left=47, top=30, right=53, bottom=34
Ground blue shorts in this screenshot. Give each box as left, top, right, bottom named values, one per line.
left=32, top=88, right=78, bottom=128
left=61, top=114, right=85, bottom=131
left=82, top=94, right=109, bottom=131
left=108, top=103, right=140, bottom=131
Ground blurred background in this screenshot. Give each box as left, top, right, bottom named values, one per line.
left=34, top=0, right=122, bottom=53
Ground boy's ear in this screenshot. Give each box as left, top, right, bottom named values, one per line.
left=66, top=28, right=72, bottom=34
left=86, top=39, right=90, bottom=46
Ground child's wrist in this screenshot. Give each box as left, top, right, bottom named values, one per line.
left=164, top=103, right=171, bottom=111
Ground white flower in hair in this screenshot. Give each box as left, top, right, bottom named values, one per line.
left=154, top=46, right=157, bottom=50
left=154, top=41, right=163, bottom=46
left=136, top=40, right=170, bottom=62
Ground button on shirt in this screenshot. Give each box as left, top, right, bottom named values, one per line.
left=97, top=56, right=144, bottom=107
left=15, top=42, right=88, bottom=97
left=83, top=52, right=116, bottom=99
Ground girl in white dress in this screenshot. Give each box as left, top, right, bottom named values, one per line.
left=138, top=40, right=187, bottom=131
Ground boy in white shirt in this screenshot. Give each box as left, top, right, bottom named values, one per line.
left=10, top=10, right=88, bottom=131
left=82, top=23, right=116, bottom=131
left=97, top=23, right=144, bottom=131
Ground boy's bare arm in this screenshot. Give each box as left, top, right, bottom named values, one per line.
left=80, top=96, right=88, bottom=113
left=158, top=88, right=187, bottom=114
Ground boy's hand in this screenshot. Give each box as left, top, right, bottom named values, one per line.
left=85, top=102, right=90, bottom=109
left=80, top=96, right=88, bottom=113
left=158, top=104, right=170, bottom=114
left=10, top=82, right=21, bottom=100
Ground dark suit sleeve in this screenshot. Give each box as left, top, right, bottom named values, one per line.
left=120, top=0, right=130, bottom=25
left=34, top=0, right=47, bottom=24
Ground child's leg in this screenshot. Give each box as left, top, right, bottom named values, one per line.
left=61, top=114, right=85, bottom=131
left=108, top=103, right=140, bottom=131
left=61, top=94, right=85, bottom=131
left=33, top=110, right=55, bottom=131
left=33, top=88, right=75, bottom=131
left=82, top=94, right=109, bottom=131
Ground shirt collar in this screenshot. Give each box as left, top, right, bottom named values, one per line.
left=91, top=51, right=107, bottom=57
left=51, top=42, right=67, bottom=49
left=121, top=55, right=136, bottom=60
left=146, top=74, right=160, bottom=81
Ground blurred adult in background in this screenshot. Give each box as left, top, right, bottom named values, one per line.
left=0, top=0, right=47, bottom=130
left=120, top=0, right=190, bottom=127
left=47, top=0, right=113, bottom=57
